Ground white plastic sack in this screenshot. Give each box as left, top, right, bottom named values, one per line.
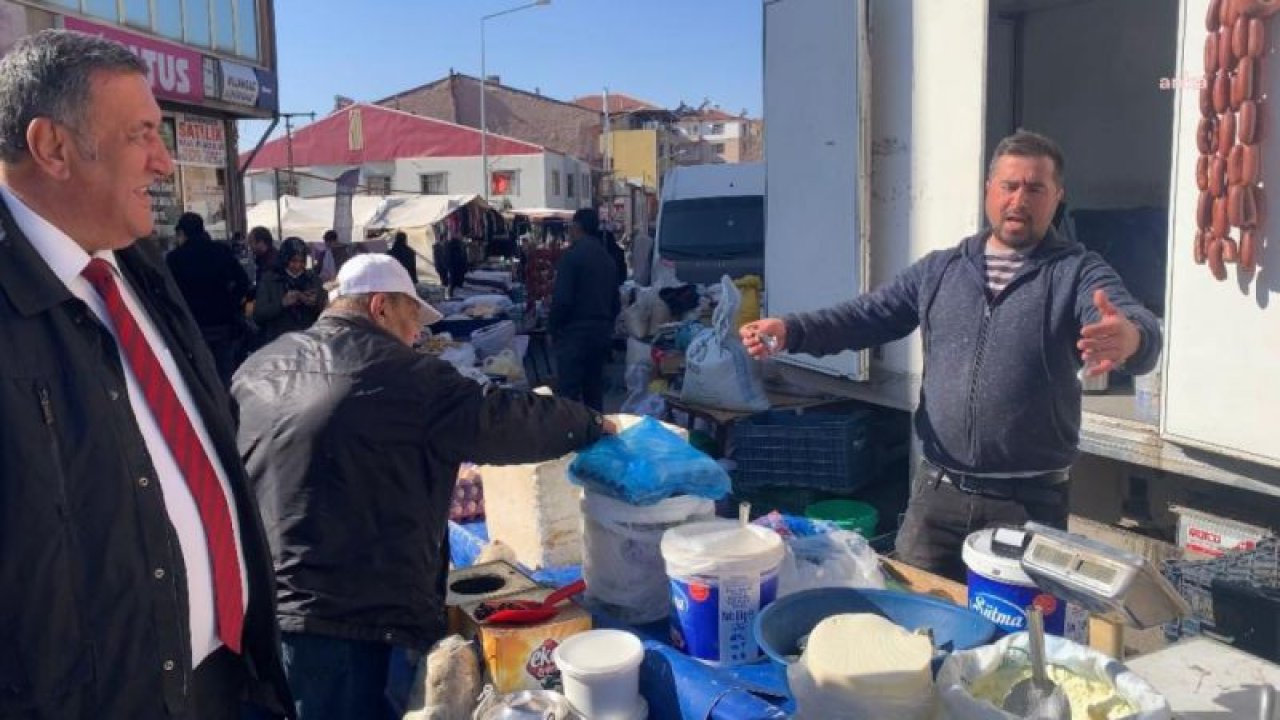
left=459, top=294, right=512, bottom=312
left=936, top=634, right=1172, bottom=720
left=470, top=320, right=516, bottom=360
left=438, top=344, right=477, bottom=371
left=777, top=530, right=885, bottom=598
left=620, top=287, right=671, bottom=339
left=680, top=275, right=769, bottom=412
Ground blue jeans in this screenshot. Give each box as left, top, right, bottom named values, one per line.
left=278, top=632, right=395, bottom=720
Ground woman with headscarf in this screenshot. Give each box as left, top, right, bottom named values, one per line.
left=253, top=236, right=328, bottom=346
left=387, top=230, right=417, bottom=282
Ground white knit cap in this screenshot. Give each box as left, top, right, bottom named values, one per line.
left=333, top=254, right=443, bottom=324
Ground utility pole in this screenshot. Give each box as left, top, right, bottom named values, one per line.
left=278, top=111, right=316, bottom=198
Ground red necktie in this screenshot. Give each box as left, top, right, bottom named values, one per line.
left=82, top=258, right=244, bottom=654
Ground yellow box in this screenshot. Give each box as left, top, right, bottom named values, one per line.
left=461, top=588, right=593, bottom=693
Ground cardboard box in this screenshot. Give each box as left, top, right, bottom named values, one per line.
left=1171, top=505, right=1272, bottom=558
left=461, top=588, right=592, bottom=694
left=445, top=561, right=538, bottom=635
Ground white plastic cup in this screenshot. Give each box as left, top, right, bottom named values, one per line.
left=553, top=629, right=645, bottom=720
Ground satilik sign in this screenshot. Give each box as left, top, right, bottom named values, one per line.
left=63, top=17, right=203, bottom=104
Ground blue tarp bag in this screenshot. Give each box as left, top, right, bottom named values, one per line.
left=569, top=417, right=730, bottom=505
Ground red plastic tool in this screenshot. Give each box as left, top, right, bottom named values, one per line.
left=478, top=578, right=587, bottom=625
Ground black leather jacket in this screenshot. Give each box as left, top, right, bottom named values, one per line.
left=232, top=314, right=605, bottom=650
left=0, top=198, right=292, bottom=718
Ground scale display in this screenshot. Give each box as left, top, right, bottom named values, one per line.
left=1020, top=523, right=1189, bottom=629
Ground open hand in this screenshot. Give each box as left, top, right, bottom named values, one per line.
left=1077, top=290, right=1140, bottom=376
left=740, top=318, right=787, bottom=359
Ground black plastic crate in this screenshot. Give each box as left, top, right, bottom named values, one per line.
left=730, top=409, right=885, bottom=493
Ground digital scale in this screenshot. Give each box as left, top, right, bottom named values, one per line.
left=1018, top=523, right=1191, bottom=630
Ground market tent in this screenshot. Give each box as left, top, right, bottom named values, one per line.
left=245, top=194, right=488, bottom=284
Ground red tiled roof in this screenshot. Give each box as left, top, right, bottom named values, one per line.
left=572, top=93, right=662, bottom=114
left=696, top=107, right=740, bottom=121
left=242, top=103, right=543, bottom=170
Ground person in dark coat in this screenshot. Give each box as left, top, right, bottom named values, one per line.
left=446, top=235, right=468, bottom=296
left=550, top=208, right=622, bottom=411
left=0, top=29, right=292, bottom=719
left=387, top=230, right=417, bottom=283
left=166, top=211, right=251, bottom=386
left=602, top=229, right=628, bottom=286
left=234, top=254, right=615, bottom=719
left=249, top=225, right=278, bottom=287
left=253, top=237, right=327, bottom=346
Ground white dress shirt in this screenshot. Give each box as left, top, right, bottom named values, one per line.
left=1, top=186, right=247, bottom=666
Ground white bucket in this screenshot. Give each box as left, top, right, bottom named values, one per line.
left=553, top=629, right=646, bottom=720
left=963, top=528, right=1065, bottom=635
left=660, top=520, right=785, bottom=665
left=582, top=489, right=716, bottom=625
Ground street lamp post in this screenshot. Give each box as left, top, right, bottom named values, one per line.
left=480, top=0, right=550, bottom=204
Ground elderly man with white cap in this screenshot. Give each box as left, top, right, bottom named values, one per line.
left=232, top=254, right=613, bottom=720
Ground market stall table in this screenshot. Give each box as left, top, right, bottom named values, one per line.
left=1124, top=636, right=1280, bottom=716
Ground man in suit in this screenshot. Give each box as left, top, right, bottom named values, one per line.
left=0, top=29, right=292, bottom=718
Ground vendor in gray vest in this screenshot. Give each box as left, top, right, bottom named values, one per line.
left=741, top=131, right=1162, bottom=581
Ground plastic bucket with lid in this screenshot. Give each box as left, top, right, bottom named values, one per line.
left=660, top=520, right=785, bottom=665
left=582, top=489, right=716, bottom=625
left=552, top=629, right=645, bottom=720
left=804, top=499, right=879, bottom=537
left=963, top=528, right=1065, bottom=635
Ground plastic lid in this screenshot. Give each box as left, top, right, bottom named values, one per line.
left=552, top=629, right=645, bottom=678
left=963, top=528, right=1034, bottom=586
left=660, top=520, right=785, bottom=577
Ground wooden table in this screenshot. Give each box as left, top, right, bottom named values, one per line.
left=880, top=557, right=968, bottom=605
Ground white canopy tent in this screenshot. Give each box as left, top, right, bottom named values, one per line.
left=245, top=194, right=488, bottom=284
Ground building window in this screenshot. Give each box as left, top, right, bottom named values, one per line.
left=213, top=0, right=235, bottom=52
left=566, top=172, right=575, bottom=198
left=582, top=174, right=590, bottom=199
left=420, top=173, right=448, bottom=195
left=712, top=143, right=726, bottom=154
left=184, top=0, right=212, bottom=48
left=491, top=170, right=519, bottom=197
left=711, top=123, right=725, bottom=135
left=366, top=175, right=392, bottom=196
left=551, top=170, right=561, bottom=197
left=123, top=0, right=150, bottom=28
left=237, top=0, right=259, bottom=59
left=157, top=0, right=184, bottom=40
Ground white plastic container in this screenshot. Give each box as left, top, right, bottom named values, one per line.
left=660, top=520, right=784, bottom=665
left=552, top=629, right=646, bottom=720
left=582, top=489, right=716, bottom=625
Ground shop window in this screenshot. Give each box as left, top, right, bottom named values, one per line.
left=551, top=170, right=560, bottom=197
left=184, top=0, right=212, bottom=48
left=366, top=175, right=391, bottom=196
left=156, top=0, right=184, bottom=40
left=566, top=172, right=575, bottom=198
left=420, top=173, right=447, bottom=195
left=236, top=0, right=259, bottom=59
left=83, top=0, right=116, bottom=20
left=491, top=170, right=519, bottom=197
left=213, top=0, right=235, bottom=53
left=123, top=0, right=150, bottom=28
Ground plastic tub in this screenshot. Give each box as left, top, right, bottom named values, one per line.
left=805, top=499, right=879, bottom=537
left=582, top=489, right=716, bottom=624
left=552, top=629, right=645, bottom=720
left=963, top=528, right=1065, bottom=635
left=661, top=520, right=785, bottom=665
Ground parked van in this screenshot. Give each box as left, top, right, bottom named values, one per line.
left=654, top=163, right=764, bottom=284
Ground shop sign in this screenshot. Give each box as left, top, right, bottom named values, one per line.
left=254, top=68, right=278, bottom=112
left=175, top=116, right=225, bottom=167
left=219, top=59, right=260, bottom=106
left=63, top=17, right=203, bottom=104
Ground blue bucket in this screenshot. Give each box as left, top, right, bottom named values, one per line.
left=963, top=529, right=1065, bottom=635
left=661, top=521, right=785, bottom=666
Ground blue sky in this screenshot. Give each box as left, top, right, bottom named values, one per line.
left=239, top=0, right=763, bottom=146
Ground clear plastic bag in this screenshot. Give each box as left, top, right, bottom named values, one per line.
left=778, top=530, right=886, bottom=597
left=568, top=416, right=730, bottom=505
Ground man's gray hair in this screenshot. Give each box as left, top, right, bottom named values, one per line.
left=0, top=29, right=148, bottom=163
left=327, top=293, right=374, bottom=315
left=988, top=129, right=1065, bottom=186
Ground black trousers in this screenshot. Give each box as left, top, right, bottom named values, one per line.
left=553, top=331, right=612, bottom=412
left=894, top=460, right=1069, bottom=582
left=191, top=647, right=244, bottom=720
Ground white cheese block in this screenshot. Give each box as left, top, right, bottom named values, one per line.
left=789, top=613, right=935, bottom=720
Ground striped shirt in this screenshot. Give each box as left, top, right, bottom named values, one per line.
left=985, top=251, right=1026, bottom=298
